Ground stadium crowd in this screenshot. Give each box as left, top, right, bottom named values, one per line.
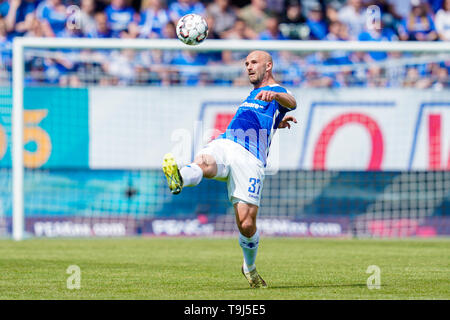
left=0, top=0, right=449, bottom=88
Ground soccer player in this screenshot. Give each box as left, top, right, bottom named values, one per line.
left=162, top=50, right=297, bottom=288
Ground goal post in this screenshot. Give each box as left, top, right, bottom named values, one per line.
left=12, top=39, right=24, bottom=241
left=10, top=37, right=450, bottom=240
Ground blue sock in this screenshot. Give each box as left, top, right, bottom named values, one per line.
left=239, top=230, right=259, bottom=273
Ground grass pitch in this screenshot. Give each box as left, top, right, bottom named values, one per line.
left=0, top=237, right=448, bottom=299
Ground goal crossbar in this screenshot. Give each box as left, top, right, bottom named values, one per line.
left=12, top=37, right=450, bottom=52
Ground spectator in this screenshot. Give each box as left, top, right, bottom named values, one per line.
left=325, top=1, right=342, bottom=24
left=303, top=65, right=335, bottom=88
left=105, top=49, right=138, bottom=84
left=338, top=0, right=367, bottom=40
left=306, top=3, right=328, bottom=40
left=238, top=0, right=270, bottom=34
left=36, top=0, right=67, bottom=37
left=358, top=20, right=397, bottom=61
left=75, top=50, right=107, bottom=85
left=366, top=65, right=387, bottom=87
left=58, top=21, right=84, bottom=38
left=398, top=0, right=438, bottom=41
left=222, top=17, right=257, bottom=39
left=0, top=0, right=447, bottom=89
left=429, top=0, right=444, bottom=14
left=105, top=0, right=136, bottom=37
left=139, top=49, right=175, bottom=85
left=335, top=67, right=360, bottom=87
left=435, top=0, right=450, bottom=40
left=157, top=21, right=178, bottom=64
left=325, top=21, right=351, bottom=64
left=0, top=16, right=12, bottom=77
left=403, top=67, right=431, bottom=88
left=366, top=0, right=403, bottom=21
left=41, top=54, right=75, bottom=84
left=383, top=50, right=405, bottom=86
left=276, top=51, right=302, bottom=86
left=88, top=11, right=112, bottom=38
left=24, top=14, right=44, bottom=37
left=203, top=15, right=219, bottom=39
left=0, top=0, right=36, bottom=37
left=345, top=50, right=370, bottom=84
left=366, top=0, right=403, bottom=34
left=202, top=16, right=222, bottom=62
left=387, top=0, right=412, bottom=19
left=222, top=19, right=255, bottom=64
left=206, top=0, right=236, bottom=35
left=279, top=0, right=307, bottom=40
left=170, top=50, right=208, bottom=85
left=122, top=19, right=140, bottom=38
left=79, top=0, right=97, bottom=37
left=0, top=17, right=8, bottom=42
left=266, top=0, right=285, bottom=15
left=259, top=15, right=288, bottom=40
left=432, top=66, right=449, bottom=90
left=428, top=62, right=442, bottom=82
left=358, top=19, right=397, bottom=43
left=59, top=2, right=89, bottom=38
left=139, top=0, right=170, bottom=38
left=169, top=0, right=205, bottom=24
left=325, top=20, right=346, bottom=40
left=161, top=20, right=177, bottom=38
left=349, top=50, right=366, bottom=64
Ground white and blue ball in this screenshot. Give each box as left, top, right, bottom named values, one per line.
left=176, top=14, right=209, bottom=46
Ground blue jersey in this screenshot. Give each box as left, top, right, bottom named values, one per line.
left=139, top=8, right=169, bottom=38
left=169, top=2, right=205, bottom=22
left=105, top=5, right=135, bottom=36
left=218, top=84, right=295, bottom=166
left=36, top=1, right=67, bottom=35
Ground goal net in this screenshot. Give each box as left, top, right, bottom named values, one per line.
left=4, top=38, right=450, bottom=239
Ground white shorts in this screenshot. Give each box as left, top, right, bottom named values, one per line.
left=196, top=139, right=265, bottom=206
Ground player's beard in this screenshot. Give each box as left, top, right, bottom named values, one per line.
left=249, top=71, right=264, bottom=85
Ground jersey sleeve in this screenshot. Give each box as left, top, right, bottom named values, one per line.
left=269, top=85, right=296, bottom=112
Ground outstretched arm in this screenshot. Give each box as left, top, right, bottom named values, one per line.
left=255, top=91, right=297, bottom=109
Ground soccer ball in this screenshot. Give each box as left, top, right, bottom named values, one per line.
left=176, top=14, right=209, bottom=46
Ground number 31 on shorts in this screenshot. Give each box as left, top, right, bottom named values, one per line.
left=248, top=178, right=261, bottom=195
